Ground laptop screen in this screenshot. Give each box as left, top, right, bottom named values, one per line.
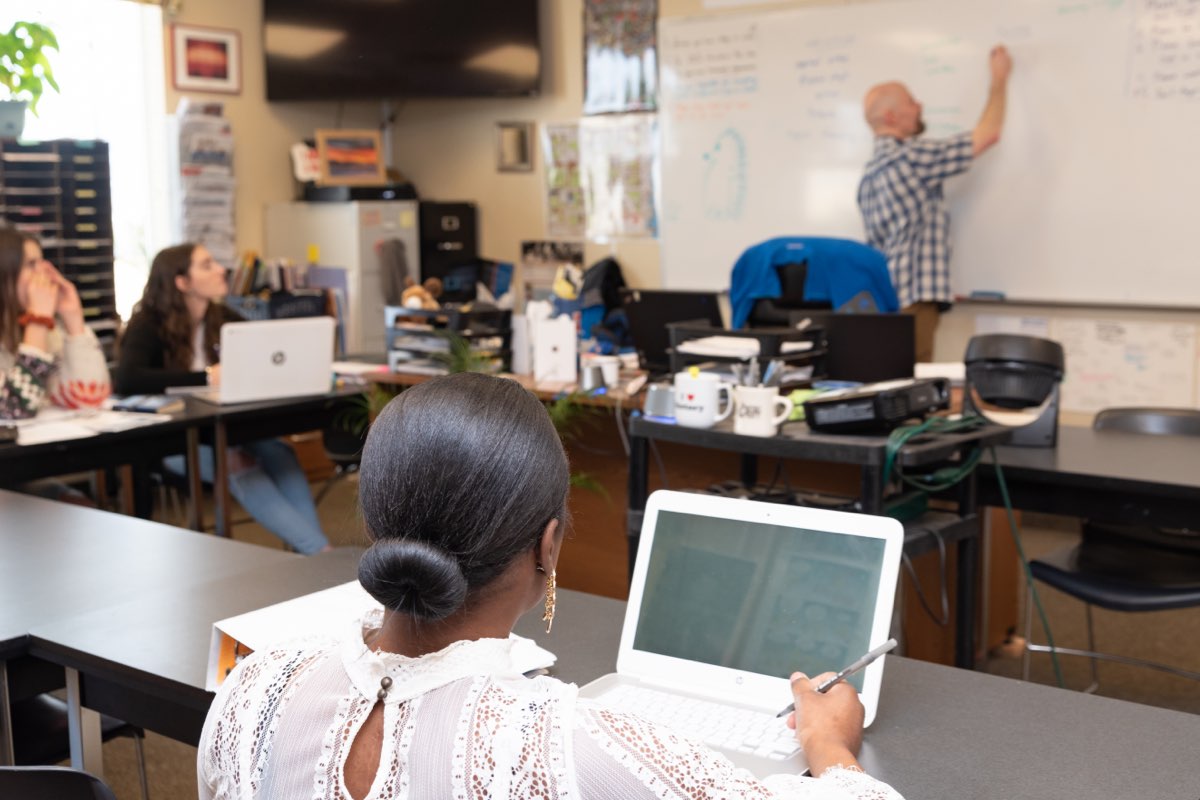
left=632, top=508, right=886, bottom=690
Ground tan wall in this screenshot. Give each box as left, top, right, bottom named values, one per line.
left=163, top=1, right=381, bottom=259
left=161, top=0, right=840, bottom=288
left=165, top=0, right=1200, bottom=374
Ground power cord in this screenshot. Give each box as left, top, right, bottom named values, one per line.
left=900, top=526, right=951, bottom=626
left=883, top=416, right=1065, bottom=686
left=613, top=395, right=631, bottom=457
left=649, top=440, right=669, bottom=490
left=988, top=448, right=1066, bottom=688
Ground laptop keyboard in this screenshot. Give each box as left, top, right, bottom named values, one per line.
left=598, top=684, right=802, bottom=760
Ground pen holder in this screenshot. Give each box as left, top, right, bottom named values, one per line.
left=733, top=385, right=793, bottom=437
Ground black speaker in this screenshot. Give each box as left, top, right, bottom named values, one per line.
left=419, top=201, right=478, bottom=301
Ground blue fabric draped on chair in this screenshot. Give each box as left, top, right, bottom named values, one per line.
left=728, top=237, right=899, bottom=329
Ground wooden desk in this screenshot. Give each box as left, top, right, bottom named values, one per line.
left=368, top=369, right=645, bottom=409
left=627, top=417, right=1012, bottom=669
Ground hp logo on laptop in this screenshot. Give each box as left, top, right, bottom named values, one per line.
left=271, top=351, right=286, bottom=365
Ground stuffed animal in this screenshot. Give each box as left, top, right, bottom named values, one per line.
left=401, top=276, right=444, bottom=310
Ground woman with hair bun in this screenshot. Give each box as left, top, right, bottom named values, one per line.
left=198, top=372, right=902, bottom=800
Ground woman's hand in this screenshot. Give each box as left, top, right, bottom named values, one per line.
left=21, top=263, right=60, bottom=319
left=784, top=672, right=865, bottom=776
left=44, top=262, right=87, bottom=336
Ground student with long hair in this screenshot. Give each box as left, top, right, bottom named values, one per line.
left=198, top=373, right=902, bottom=800
left=0, top=228, right=110, bottom=419
left=115, top=243, right=330, bottom=554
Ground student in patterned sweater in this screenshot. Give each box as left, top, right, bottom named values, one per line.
left=0, top=228, right=110, bottom=419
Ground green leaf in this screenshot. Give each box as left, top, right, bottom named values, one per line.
left=0, top=21, right=60, bottom=111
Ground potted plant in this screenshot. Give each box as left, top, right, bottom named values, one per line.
left=0, top=21, right=59, bottom=138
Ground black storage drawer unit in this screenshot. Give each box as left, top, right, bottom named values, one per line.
left=0, top=138, right=119, bottom=358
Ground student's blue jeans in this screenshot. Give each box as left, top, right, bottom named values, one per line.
left=164, top=438, right=330, bottom=554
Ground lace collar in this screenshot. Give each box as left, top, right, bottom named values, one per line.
left=340, top=609, right=524, bottom=704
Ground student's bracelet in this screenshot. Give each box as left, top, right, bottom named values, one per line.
left=18, top=313, right=55, bottom=330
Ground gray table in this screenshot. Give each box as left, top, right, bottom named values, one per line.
left=180, top=389, right=361, bottom=535
left=0, top=489, right=293, bottom=767
left=10, top=497, right=1200, bottom=797
left=522, top=592, right=1200, bottom=798
left=981, top=424, right=1200, bottom=528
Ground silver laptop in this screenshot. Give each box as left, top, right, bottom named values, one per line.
left=579, top=490, right=903, bottom=777
left=191, top=317, right=335, bottom=405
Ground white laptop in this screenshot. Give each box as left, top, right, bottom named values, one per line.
left=190, top=317, right=335, bottom=405
left=578, top=490, right=903, bottom=778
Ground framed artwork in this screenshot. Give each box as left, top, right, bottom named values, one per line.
left=314, top=129, right=388, bottom=186
left=497, top=121, right=535, bottom=172
left=171, top=24, right=242, bottom=94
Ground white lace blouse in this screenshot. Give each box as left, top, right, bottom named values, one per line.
left=198, top=612, right=904, bottom=800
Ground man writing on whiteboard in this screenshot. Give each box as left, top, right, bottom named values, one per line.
left=857, top=45, right=1013, bottom=363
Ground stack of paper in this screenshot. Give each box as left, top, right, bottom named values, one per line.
left=14, top=408, right=170, bottom=445
left=207, top=581, right=557, bottom=690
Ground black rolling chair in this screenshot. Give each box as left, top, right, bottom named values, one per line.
left=0, top=766, right=118, bottom=800
left=9, top=695, right=149, bottom=800
left=1022, top=407, right=1200, bottom=691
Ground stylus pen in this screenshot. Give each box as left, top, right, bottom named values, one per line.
left=775, top=638, right=898, bottom=718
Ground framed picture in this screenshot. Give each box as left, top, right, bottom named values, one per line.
left=171, top=24, right=242, bottom=95
left=497, top=121, right=535, bottom=172
left=315, top=129, right=388, bottom=186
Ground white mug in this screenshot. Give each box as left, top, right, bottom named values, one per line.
left=593, top=355, right=620, bottom=387
left=733, top=385, right=794, bottom=437
left=673, top=371, right=733, bottom=428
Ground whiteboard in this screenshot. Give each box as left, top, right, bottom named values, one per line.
left=658, top=0, right=1200, bottom=306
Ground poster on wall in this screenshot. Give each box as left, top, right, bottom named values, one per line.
left=541, top=123, right=586, bottom=238
left=583, top=0, right=658, bottom=115
left=580, top=114, right=659, bottom=239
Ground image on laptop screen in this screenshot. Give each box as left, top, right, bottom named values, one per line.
left=631, top=509, right=886, bottom=690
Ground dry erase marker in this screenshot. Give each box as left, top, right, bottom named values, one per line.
left=775, top=638, right=898, bottom=718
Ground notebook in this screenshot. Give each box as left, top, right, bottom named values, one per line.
left=188, top=317, right=335, bottom=405
left=578, top=490, right=903, bottom=777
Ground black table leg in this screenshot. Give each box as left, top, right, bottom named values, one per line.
left=627, top=433, right=649, bottom=583
left=956, top=534, right=979, bottom=669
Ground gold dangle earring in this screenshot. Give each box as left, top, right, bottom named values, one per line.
left=542, top=569, right=557, bottom=633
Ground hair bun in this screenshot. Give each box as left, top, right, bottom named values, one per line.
left=358, top=539, right=468, bottom=620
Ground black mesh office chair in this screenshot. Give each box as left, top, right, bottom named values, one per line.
left=0, top=766, right=118, bottom=800
left=1022, top=407, right=1200, bottom=691
left=9, top=695, right=149, bottom=800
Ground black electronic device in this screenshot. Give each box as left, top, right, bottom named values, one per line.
left=619, top=289, right=725, bottom=376
left=962, top=333, right=1064, bottom=447
left=0, top=424, right=17, bottom=444
left=419, top=201, right=479, bottom=303
left=263, top=0, right=541, bottom=100
left=302, top=183, right=417, bottom=203
left=803, top=378, right=951, bottom=434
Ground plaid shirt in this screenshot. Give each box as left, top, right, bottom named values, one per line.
left=857, top=131, right=974, bottom=307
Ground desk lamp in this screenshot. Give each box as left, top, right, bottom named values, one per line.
left=962, top=334, right=1065, bottom=447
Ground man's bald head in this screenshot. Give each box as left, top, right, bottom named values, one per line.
left=863, top=82, right=925, bottom=138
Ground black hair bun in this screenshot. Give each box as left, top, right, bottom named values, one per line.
left=358, top=539, right=468, bottom=620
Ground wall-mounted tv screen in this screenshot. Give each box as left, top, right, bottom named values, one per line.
left=264, top=0, right=541, bottom=101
